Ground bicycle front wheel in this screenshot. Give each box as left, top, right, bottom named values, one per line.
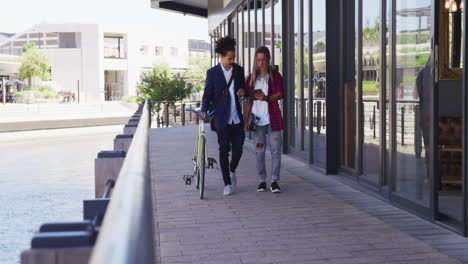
left=198, top=136, right=206, bottom=199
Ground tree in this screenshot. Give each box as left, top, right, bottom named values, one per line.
left=22, top=43, right=36, bottom=53
left=18, top=44, right=51, bottom=86
left=137, top=64, right=192, bottom=103
left=363, top=17, right=380, bottom=41
left=185, top=56, right=211, bottom=96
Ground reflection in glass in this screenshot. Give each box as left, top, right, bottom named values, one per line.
left=256, top=0, right=263, bottom=47
left=312, top=0, right=327, bottom=166
left=444, top=0, right=464, bottom=68
left=361, top=0, right=380, bottom=180
left=273, top=0, right=282, bottom=73
left=395, top=0, right=432, bottom=206
left=440, top=0, right=464, bottom=222
left=244, top=2, right=250, bottom=73
left=104, top=37, right=125, bottom=59
left=293, top=0, right=300, bottom=149
left=304, top=0, right=312, bottom=156
left=386, top=0, right=391, bottom=181
left=249, top=1, right=257, bottom=67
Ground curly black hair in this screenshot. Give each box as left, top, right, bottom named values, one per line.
left=215, top=36, right=236, bottom=56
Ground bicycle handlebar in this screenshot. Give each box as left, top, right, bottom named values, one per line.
left=185, top=108, right=216, bottom=118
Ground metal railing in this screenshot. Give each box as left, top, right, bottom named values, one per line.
left=294, top=98, right=326, bottom=133
left=294, top=97, right=423, bottom=154
left=151, top=100, right=201, bottom=127
left=90, top=100, right=154, bottom=264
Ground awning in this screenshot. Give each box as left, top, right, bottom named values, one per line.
left=150, top=0, right=208, bottom=17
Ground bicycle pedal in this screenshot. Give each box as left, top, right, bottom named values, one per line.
left=183, top=174, right=193, bottom=185
left=207, top=157, right=217, bottom=169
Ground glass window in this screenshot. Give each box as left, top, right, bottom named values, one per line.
left=394, top=0, right=433, bottom=206
left=244, top=1, right=251, bottom=74
left=361, top=0, right=381, bottom=180
left=139, top=45, right=148, bottom=56
left=385, top=0, right=391, bottom=182
left=239, top=7, right=245, bottom=68
left=233, top=11, right=239, bottom=64
left=256, top=0, right=263, bottom=47
left=249, top=0, right=256, bottom=66
left=273, top=0, right=282, bottom=72
left=312, top=0, right=327, bottom=166
left=293, top=0, right=300, bottom=149
left=104, top=36, right=125, bottom=59
left=342, top=0, right=358, bottom=170
left=155, top=46, right=163, bottom=56
left=264, top=0, right=273, bottom=49
left=170, top=47, right=178, bottom=56
left=304, top=0, right=311, bottom=156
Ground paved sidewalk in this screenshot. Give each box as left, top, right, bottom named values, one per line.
left=150, top=125, right=463, bottom=264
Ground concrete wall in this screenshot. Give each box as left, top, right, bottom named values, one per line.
left=42, top=48, right=82, bottom=95
left=35, top=24, right=103, bottom=103
left=103, top=58, right=127, bottom=71
left=81, top=25, right=104, bottom=103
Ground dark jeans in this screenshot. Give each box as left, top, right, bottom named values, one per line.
left=216, top=123, right=245, bottom=185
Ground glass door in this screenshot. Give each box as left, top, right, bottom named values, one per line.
left=391, top=0, right=434, bottom=213
left=437, top=0, right=464, bottom=227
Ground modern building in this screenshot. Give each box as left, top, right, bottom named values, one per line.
left=188, top=39, right=211, bottom=57
left=152, top=0, right=468, bottom=236
left=0, top=22, right=190, bottom=103
left=0, top=32, right=14, bottom=44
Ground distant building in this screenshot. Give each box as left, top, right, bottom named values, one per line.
left=0, top=22, right=190, bottom=103
left=0, top=32, right=15, bottom=44
left=188, top=39, right=210, bottom=57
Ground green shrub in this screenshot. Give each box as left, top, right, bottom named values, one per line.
left=0, top=57, right=21, bottom=63
left=363, top=81, right=379, bottom=93
left=19, top=86, right=58, bottom=98
left=122, top=96, right=138, bottom=103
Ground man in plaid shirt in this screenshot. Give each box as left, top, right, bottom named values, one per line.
left=241, top=46, right=284, bottom=193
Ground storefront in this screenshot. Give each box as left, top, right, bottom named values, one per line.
left=153, top=0, right=468, bottom=236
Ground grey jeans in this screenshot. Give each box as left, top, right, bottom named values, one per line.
left=254, top=124, right=282, bottom=182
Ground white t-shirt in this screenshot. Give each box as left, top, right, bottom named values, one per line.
left=220, top=63, right=240, bottom=125
left=251, top=75, right=270, bottom=126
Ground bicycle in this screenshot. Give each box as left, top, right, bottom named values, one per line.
left=183, top=108, right=218, bottom=199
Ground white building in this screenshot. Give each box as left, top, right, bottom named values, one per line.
left=0, top=22, right=190, bottom=103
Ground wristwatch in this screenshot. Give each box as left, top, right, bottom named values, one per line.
left=264, top=96, right=270, bottom=102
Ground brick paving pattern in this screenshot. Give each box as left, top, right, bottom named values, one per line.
left=150, top=125, right=463, bottom=264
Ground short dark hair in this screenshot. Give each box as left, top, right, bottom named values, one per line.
left=215, top=36, right=236, bottom=56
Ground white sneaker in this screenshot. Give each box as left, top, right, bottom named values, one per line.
left=224, top=185, right=233, bottom=195
left=231, top=172, right=237, bottom=187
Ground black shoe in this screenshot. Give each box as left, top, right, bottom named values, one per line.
left=270, top=182, right=281, bottom=193
left=257, top=182, right=267, bottom=192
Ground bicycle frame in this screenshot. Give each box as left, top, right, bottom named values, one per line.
left=192, top=118, right=208, bottom=171
left=184, top=108, right=215, bottom=198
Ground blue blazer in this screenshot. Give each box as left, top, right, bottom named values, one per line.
left=201, top=63, right=245, bottom=130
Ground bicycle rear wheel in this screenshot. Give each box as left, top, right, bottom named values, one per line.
left=199, top=136, right=206, bottom=199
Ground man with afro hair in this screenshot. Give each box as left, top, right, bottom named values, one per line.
left=200, top=36, right=246, bottom=196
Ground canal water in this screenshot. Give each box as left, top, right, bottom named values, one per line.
left=0, top=125, right=122, bottom=264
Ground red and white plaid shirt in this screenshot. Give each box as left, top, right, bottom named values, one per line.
left=245, top=70, right=284, bottom=131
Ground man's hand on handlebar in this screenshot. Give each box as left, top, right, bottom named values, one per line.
left=198, top=112, right=206, bottom=120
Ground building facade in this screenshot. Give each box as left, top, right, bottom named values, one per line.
left=153, top=0, right=468, bottom=236
left=0, top=22, right=190, bottom=103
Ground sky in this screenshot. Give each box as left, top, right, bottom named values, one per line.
left=0, top=0, right=209, bottom=41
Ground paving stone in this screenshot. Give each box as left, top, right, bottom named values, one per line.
left=150, top=126, right=465, bottom=264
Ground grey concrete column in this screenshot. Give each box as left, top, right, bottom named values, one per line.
left=94, top=150, right=125, bottom=198
left=21, top=247, right=92, bottom=264
left=113, top=134, right=133, bottom=153
left=123, top=124, right=137, bottom=135
left=127, top=118, right=139, bottom=126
